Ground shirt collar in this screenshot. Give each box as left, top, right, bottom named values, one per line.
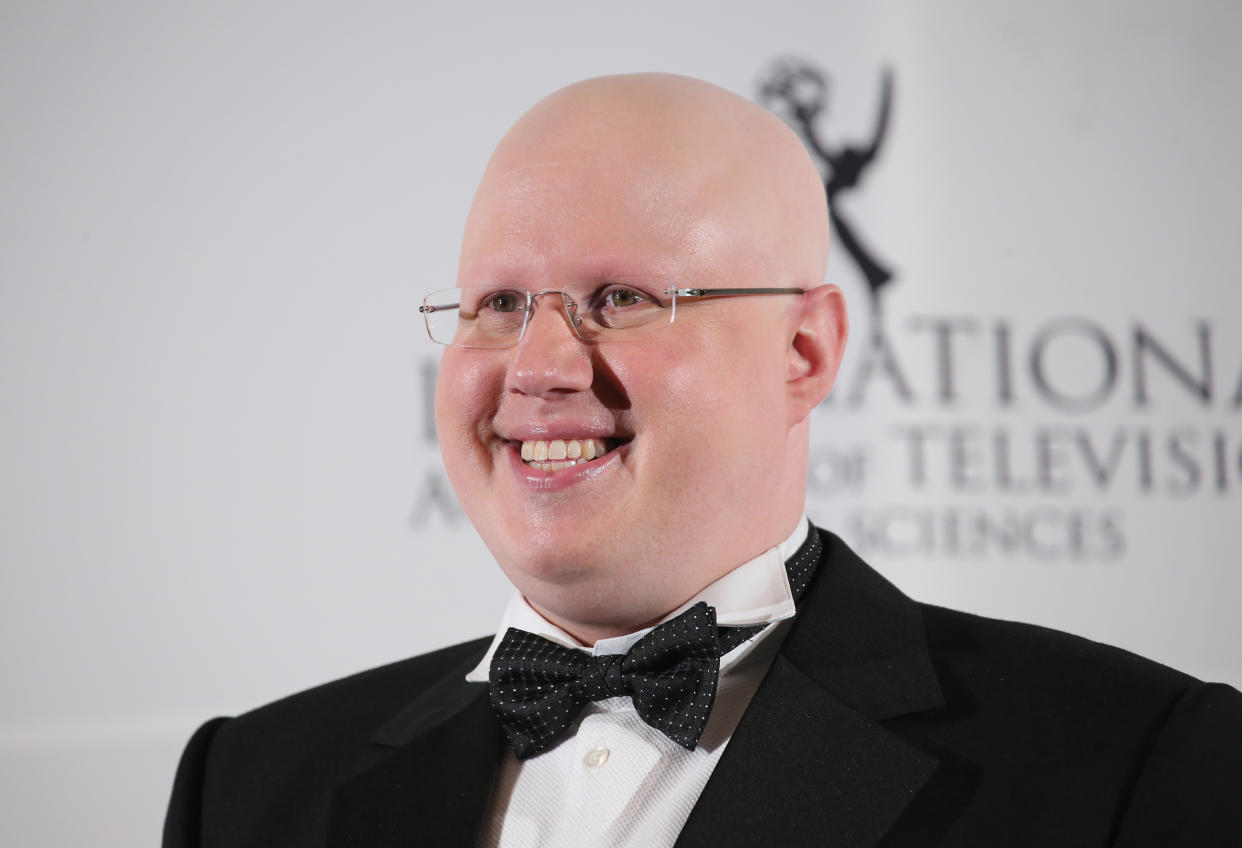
left=465, top=517, right=810, bottom=682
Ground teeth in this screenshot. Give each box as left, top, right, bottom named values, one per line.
left=519, top=438, right=609, bottom=468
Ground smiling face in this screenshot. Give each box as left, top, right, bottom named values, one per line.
left=435, top=74, right=843, bottom=643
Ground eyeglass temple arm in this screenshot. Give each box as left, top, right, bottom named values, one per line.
left=419, top=301, right=460, bottom=314
left=668, top=287, right=806, bottom=297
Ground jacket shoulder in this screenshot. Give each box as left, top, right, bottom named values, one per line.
left=917, top=602, right=1199, bottom=699
left=164, top=637, right=492, bottom=848
left=232, top=635, right=492, bottom=728
left=205, top=635, right=493, bottom=770
left=902, top=604, right=1242, bottom=841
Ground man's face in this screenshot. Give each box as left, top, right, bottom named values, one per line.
left=436, top=153, right=798, bottom=637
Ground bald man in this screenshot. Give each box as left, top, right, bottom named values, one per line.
left=165, top=75, right=1242, bottom=848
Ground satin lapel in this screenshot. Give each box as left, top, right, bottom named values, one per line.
left=676, top=655, right=938, bottom=847
left=678, top=530, right=973, bottom=847
left=779, top=531, right=946, bottom=720
left=325, top=656, right=505, bottom=848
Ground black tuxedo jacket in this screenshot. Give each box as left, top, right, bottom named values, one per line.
left=165, top=529, right=1242, bottom=846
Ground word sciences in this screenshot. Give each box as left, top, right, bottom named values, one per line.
left=845, top=505, right=1124, bottom=561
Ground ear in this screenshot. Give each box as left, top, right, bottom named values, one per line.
left=786, top=284, right=848, bottom=428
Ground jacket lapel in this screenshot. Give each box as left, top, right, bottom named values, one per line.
left=325, top=652, right=505, bottom=847
left=676, top=654, right=940, bottom=847
left=677, top=530, right=973, bottom=847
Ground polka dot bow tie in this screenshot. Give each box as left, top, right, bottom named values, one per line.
left=489, top=602, right=729, bottom=759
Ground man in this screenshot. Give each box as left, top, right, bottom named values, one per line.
left=165, top=74, right=1242, bottom=847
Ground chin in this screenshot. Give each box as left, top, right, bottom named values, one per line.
left=499, top=541, right=608, bottom=586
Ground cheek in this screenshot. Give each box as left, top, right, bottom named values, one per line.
left=641, top=329, right=787, bottom=455
left=435, top=352, right=504, bottom=454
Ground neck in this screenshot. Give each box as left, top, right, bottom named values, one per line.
left=523, top=515, right=808, bottom=647
left=526, top=598, right=667, bottom=647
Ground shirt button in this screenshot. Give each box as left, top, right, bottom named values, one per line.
left=583, top=746, right=610, bottom=771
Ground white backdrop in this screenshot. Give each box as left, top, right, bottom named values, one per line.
left=2, top=2, right=1239, bottom=845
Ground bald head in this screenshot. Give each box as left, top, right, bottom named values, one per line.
left=462, top=73, right=829, bottom=291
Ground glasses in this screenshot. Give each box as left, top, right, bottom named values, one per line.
left=419, top=278, right=804, bottom=349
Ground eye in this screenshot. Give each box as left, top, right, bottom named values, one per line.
left=482, top=290, right=526, bottom=313
left=601, top=287, right=650, bottom=310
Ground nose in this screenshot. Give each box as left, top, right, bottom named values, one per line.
left=505, top=292, right=593, bottom=396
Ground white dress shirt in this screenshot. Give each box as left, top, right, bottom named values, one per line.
left=467, top=518, right=812, bottom=848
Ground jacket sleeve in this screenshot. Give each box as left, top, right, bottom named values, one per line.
left=1113, top=682, right=1242, bottom=846
left=163, top=717, right=230, bottom=848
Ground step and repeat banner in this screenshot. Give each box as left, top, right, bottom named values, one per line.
left=3, top=2, right=1238, bottom=845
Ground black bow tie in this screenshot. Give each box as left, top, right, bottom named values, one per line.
left=488, top=526, right=823, bottom=759
left=490, top=601, right=723, bottom=759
